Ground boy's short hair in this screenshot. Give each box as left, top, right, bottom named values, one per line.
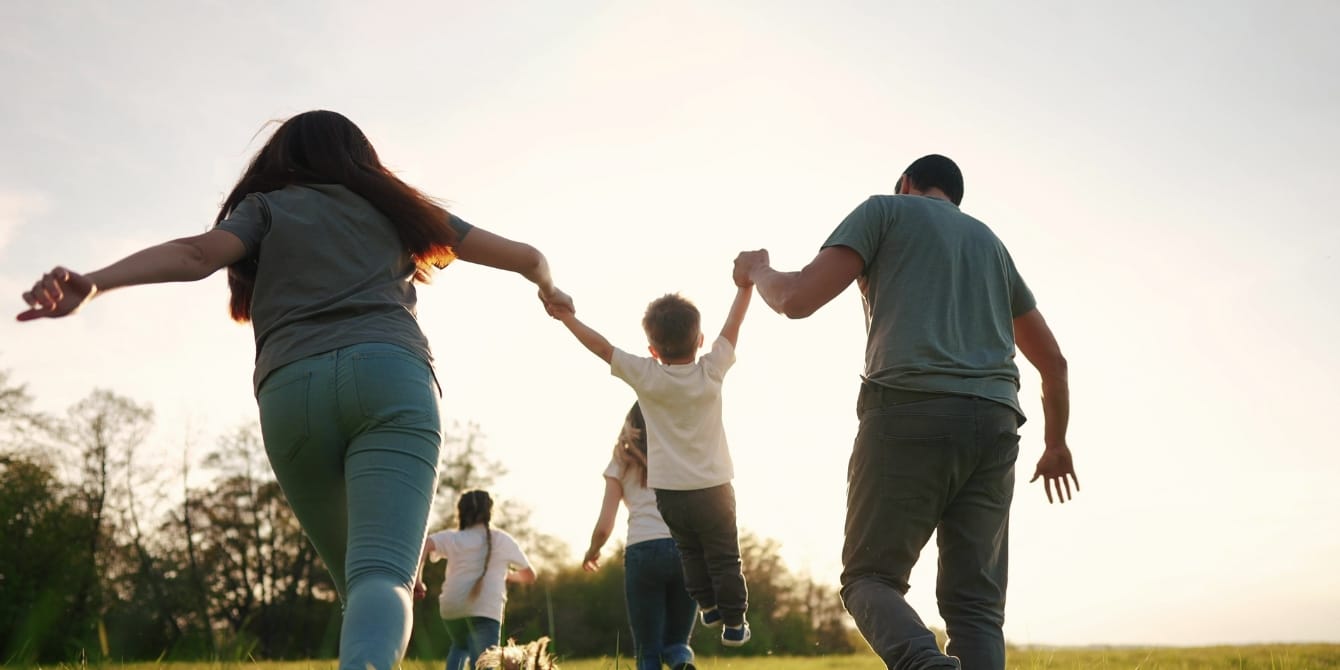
left=642, top=294, right=700, bottom=360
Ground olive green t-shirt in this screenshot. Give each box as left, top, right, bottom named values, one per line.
left=822, top=195, right=1035, bottom=416
left=215, top=183, right=471, bottom=393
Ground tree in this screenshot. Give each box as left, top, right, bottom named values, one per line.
left=0, top=454, right=98, bottom=663
left=54, top=390, right=154, bottom=659
left=188, top=425, right=337, bottom=659
left=0, top=369, right=44, bottom=455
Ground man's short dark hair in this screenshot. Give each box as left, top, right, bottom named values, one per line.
left=900, top=154, right=964, bottom=205
left=642, top=294, right=700, bottom=360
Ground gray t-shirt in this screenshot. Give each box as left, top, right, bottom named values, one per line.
left=215, top=183, right=471, bottom=393
left=822, top=195, right=1035, bottom=416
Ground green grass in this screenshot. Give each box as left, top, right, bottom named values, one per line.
left=25, top=646, right=1340, bottom=670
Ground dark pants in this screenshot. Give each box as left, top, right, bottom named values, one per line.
left=840, top=387, right=1019, bottom=670
left=654, top=483, right=749, bottom=626
left=624, top=538, right=697, bottom=670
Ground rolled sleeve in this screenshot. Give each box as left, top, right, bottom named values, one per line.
left=821, top=196, right=890, bottom=265
left=611, top=348, right=657, bottom=389
left=214, top=194, right=269, bottom=260
left=700, top=336, right=736, bottom=380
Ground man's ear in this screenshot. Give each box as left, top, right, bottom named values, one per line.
left=647, top=344, right=662, bottom=362
left=895, top=174, right=908, bottom=195
left=697, top=332, right=705, bottom=349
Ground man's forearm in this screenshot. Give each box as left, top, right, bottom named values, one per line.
left=750, top=266, right=799, bottom=316
left=1039, top=374, right=1070, bottom=450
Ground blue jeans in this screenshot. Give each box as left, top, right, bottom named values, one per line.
left=624, top=538, right=697, bottom=670
left=443, top=616, right=501, bottom=670
left=258, top=343, right=442, bottom=670
left=840, top=392, right=1019, bottom=670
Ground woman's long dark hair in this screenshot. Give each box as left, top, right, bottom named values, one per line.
left=214, top=110, right=459, bottom=322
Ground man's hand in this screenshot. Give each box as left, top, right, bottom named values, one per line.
left=413, top=580, right=428, bottom=601
left=18, top=266, right=96, bottom=321
left=1030, top=445, right=1079, bottom=504
left=733, top=249, right=770, bottom=287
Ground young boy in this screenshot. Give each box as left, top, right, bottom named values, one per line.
left=549, top=279, right=754, bottom=646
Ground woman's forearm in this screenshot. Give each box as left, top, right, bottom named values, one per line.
left=88, top=239, right=215, bottom=292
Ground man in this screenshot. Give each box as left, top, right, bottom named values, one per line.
left=734, top=154, right=1077, bottom=669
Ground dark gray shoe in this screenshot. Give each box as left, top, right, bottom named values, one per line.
left=721, top=622, right=751, bottom=647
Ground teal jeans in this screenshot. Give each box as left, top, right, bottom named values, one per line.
left=258, top=342, right=442, bottom=670
left=840, top=389, right=1019, bottom=670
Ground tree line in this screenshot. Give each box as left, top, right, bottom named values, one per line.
left=0, top=367, right=856, bottom=663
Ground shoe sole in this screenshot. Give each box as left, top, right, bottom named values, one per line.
left=721, top=629, right=751, bottom=647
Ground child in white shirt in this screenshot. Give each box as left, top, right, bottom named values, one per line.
left=550, top=280, right=754, bottom=647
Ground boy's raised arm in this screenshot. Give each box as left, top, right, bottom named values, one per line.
left=718, top=284, right=753, bottom=348
left=553, top=306, right=615, bottom=363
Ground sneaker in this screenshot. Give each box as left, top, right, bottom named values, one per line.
left=721, top=623, right=751, bottom=647
left=699, top=607, right=722, bottom=627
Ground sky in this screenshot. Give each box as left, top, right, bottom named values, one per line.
left=2, top=0, right=1338, bottom=648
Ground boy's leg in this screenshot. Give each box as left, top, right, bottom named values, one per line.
left=935, top=401, right=1018, bottom=670
left=655, top=489, right=716, bottom=609
left=694, top=484, right=748, bottom=626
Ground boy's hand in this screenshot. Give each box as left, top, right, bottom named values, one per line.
left=539, top=287, right=574, bottom=317
left=545, top=300, right=575, bottom=320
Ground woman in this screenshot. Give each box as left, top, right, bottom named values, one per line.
left=419, top=490, right=536, bottom=670
left=17, top=110, right=571, bottom=670
left=583, top=402, right=697, bottom=670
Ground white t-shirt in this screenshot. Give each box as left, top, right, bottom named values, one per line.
left=603, top=456, right=674, bottom=546
left=427, top=525, right=533, bottom=621
left=610, top=335, right=736, bottom=490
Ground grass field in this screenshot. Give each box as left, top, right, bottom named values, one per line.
left=33, top=646, right=1339, bottom=670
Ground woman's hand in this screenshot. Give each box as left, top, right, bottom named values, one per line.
left=18, top=266, right=96, bottom=321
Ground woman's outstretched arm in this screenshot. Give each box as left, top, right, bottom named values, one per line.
left=452, top=226, right=572, bottom=313
left=17, top=229, right=247, bottom=321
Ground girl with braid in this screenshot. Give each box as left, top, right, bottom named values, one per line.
left=419, top=490, right=536, bottom=670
